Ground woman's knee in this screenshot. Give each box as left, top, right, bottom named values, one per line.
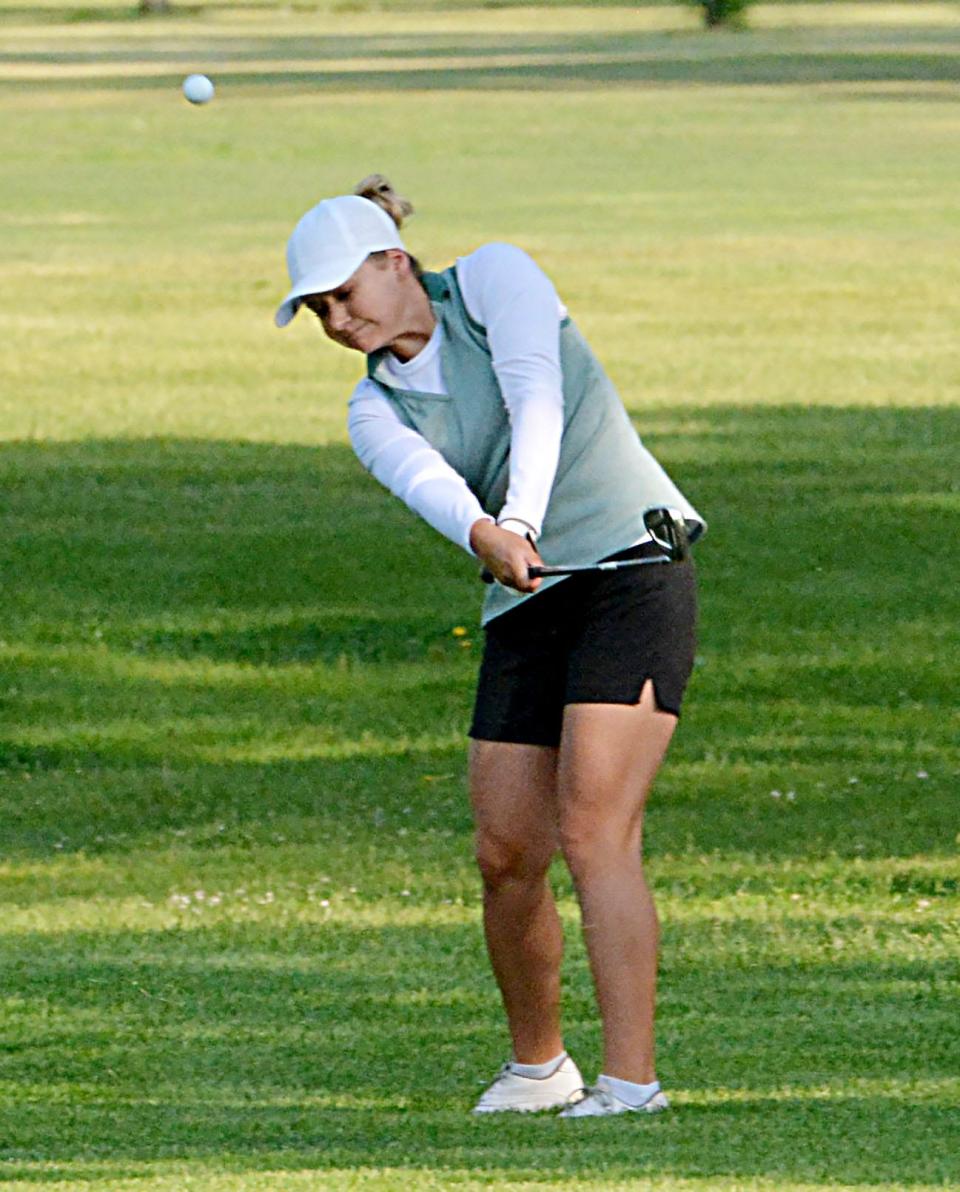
left=474, top=829, right=555, bottom=891
left=558, top=808, right=641, bottom=885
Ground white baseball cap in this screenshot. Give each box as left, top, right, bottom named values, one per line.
left=274, top=194, right=407, bottom=328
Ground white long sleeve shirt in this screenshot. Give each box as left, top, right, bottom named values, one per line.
left=347, top=243, right=567, bottom=554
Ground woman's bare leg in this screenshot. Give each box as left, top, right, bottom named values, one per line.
left=469, top=740, right=563, bottom=1063
left=557, top=680, right=677, bottom=1083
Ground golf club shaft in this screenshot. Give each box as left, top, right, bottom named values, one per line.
left=529, top=554, right=672, bottom=577
left=480, top=552, right=673, bottom=584
left=479, top=508, right=690, bottom=584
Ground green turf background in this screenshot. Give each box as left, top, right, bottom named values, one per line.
left=1, top=3, right=958, bottom=1188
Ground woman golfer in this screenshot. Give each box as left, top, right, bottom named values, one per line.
left=275, top=176, right=704, bottom=1117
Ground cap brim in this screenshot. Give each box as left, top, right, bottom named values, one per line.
left=274, top=297, right=302, bottom=328
left=273, top=253, right=368, bottom=328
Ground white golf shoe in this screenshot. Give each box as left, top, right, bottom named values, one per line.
left=559, top=1076, right=669, bottom=1118
left=472, top=1055, right=584, bottom=1114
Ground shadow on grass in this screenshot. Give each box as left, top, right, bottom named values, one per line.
left=0, top=745, right=955, bottom=862
left=2, top=405, right=957, bottom=644
left=2, top=24, right=959, bottom=92
left=1, top=921, right=958, bottom=1184
left=0, top=435, right=476, bottom=642
left=0, top=405, right=957, bottom=861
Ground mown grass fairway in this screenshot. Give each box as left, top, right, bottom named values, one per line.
left=2, top=3, right=959, bottom=1189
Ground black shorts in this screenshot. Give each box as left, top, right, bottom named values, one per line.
left=469, top=542, right=698, bottom=748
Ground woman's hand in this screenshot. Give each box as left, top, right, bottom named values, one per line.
left=470, top=521, right=544, bottom=593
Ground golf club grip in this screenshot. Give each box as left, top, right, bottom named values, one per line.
left=479, top=527, right=538, bottom=586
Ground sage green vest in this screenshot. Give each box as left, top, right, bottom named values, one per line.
left=367, top=264, right=705, bottom=624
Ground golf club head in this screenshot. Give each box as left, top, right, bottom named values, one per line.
left=642, top=507, right=690, bottom=562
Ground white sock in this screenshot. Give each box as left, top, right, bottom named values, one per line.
left=510, top=1052, right=568, bottom=1079
left=598, top=1073, right=660, bottom=1106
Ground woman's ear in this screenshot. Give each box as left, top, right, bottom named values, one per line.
left=384, top=248, right=410, bottom=277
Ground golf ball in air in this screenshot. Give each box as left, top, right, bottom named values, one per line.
left=182, top=74, right=215, bottom=105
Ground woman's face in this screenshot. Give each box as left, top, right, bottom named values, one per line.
left=302, top=252, right=409, bottom=355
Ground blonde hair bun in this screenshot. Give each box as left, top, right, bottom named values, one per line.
left=354, top=174, right=415, bottom=230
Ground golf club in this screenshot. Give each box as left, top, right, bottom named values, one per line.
left=480, top=507, right=690, bottom=584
